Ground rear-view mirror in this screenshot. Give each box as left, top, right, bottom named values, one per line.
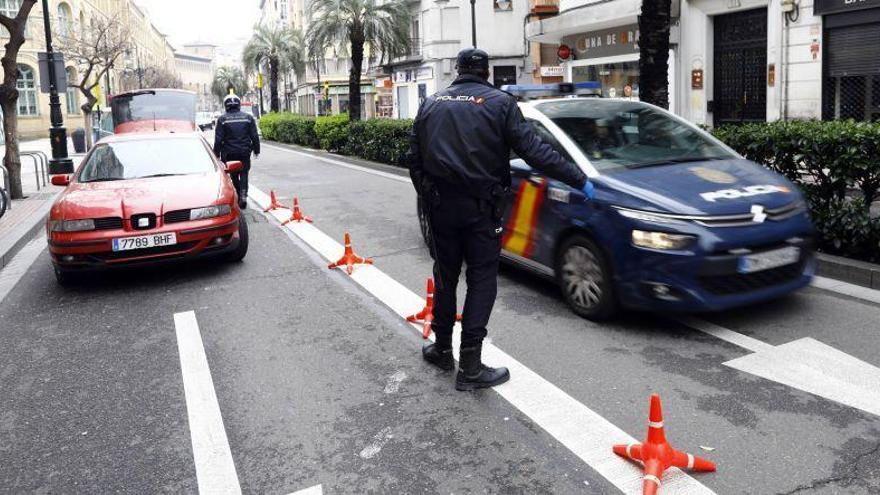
left=226, top=161, right=244, bottom=173
left=51, top=175, right=71, bottom=186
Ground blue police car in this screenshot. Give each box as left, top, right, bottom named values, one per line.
left=419, top=83, right=814, bottom=320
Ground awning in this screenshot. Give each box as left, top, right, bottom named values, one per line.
left=526, top=0, right=640, bottom=43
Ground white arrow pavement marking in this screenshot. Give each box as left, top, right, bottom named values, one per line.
left=174, top=311, right=242, bottom=495
left=680, top=316, right=880, bottom=418
left=251, top=186, right=715, bottom=495
left=287, top=485, right=323, bottom=495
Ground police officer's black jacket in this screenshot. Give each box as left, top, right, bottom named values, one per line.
left=213, top=109, right=261, bottom=159
left=408, top=74, right=588, bottom=200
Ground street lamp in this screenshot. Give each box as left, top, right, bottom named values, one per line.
left=470, top=0, right=477, bottom=47
left=41, top=0, right=74, bottom=174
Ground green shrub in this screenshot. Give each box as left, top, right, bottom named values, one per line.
left=259, top=112, right=287, bottom=141
left=278, top=115, right=317, bottom=147
left=712, top=120, right=880, bottom=263
left=346, top=119, right=413, bottom=165
left=314, top=113, right=350, bottom=152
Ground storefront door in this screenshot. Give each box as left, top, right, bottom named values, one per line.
left=712, top=8, right=768, bottom=124
left=821, top=9, right=880, bottom=121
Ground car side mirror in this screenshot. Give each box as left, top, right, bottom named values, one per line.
left=51, top=175, right=71, bottom=186
left=226, top=161, right=244, bottom=173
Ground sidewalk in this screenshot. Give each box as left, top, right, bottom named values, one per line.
left=0, top=138, right=78, bottom=268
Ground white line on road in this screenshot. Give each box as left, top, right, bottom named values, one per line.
left=0, top=235, right=46, bottom=304
left=287, top=484, right=323, bottom=495
left=677, top=317, right=774, bottom=353
left=250, top=185, right=715, bottom=495
left=812, top=275, right=880, bottom=305
left=174, top=311, right=242, bottom=495
left=263, top=143, right=412, bottom=184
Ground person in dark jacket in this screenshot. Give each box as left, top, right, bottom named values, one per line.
left=213, top=94, right=260, bottom=209
left=408, top=48, right=594, bottom=391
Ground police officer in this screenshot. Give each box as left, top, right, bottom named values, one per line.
left=408, top=48, right=594, bottom=391
left=214, top=94, right=260, bottom=209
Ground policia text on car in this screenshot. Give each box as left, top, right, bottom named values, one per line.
left=407, top=48, right=595, bottom=391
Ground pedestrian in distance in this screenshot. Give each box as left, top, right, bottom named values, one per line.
left=213, top=94, right=260, bottom=209
left=407, top=48, right=595, bottom=391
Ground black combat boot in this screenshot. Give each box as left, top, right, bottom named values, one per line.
left=422, top=331, right=454, bottom=371
left=455, top=342, right=510, bottom=391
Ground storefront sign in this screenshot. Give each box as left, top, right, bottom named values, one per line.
left=416, top=66, right=433, bottom=80
left=557, top=44, right=572, bottom=60
left=691, top=69, right=704, bottom=90
left=540, top=66, right=565, bottom=77
left=815, top=0, right=880, bottom=15
left=562, top=24, right=640, bottom=60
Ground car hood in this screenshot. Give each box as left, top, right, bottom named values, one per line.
left=54, top=172, right=224, bottom=220
left=598, top=159, right=801, bottom=215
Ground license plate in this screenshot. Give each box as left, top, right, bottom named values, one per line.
left=112, top=233, right=177, bottom=252
left=737, top=246, right=800, bottom=274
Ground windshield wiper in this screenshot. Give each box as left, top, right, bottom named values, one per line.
left=627, top=156, right=730, bottom=168
left=140, top=173, right=182, bottom=178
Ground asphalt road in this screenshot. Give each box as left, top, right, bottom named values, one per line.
left=1, top=139, right=879, bottom=494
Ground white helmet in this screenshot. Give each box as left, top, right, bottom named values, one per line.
left=224, top=94, right=241, bottom=111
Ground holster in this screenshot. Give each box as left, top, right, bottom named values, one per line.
left=488, top=184, right=511, bottom=222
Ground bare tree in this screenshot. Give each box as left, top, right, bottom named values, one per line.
left=0, top=0, right=38, bottom=200
left=119, top=65, right=182, bottom=91
left=57, top=16, right=130, bottom=149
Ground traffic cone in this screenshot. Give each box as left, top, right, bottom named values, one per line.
left=263, top=190, right=288, bottom=212
left=281, top=197, right=313, bottom=225
left=328, top=232, right=373, bottom=275
left=613, top=394, right=716, bottom=495
left=406, top=278, right=462, bottom=339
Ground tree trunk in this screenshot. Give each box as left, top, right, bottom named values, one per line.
left=83, top=111, right=93, bottom=150
left=1, top=96, right=22, bottom=199
left=269, top=59, right=280, bottom=113
left=348, top=34, right=364, bottom=122
left=638, top=0, right=672, bottom=109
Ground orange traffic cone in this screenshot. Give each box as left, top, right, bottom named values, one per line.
left=281, top=198, right=313, bottom=225
left=263, top=190, right=288, bottom=212
left=613, top=394, right=716, bottom=495
left=328, top=233, right=373, bottom=275
left=406, top=278, right=462, bottom=339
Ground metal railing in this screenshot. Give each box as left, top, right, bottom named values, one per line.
left=20, top=151, right=49, bottom=192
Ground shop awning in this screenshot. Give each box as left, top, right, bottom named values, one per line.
left=526, top=0, right=639, bottom=43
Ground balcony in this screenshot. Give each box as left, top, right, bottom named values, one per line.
left=409, top=38, right=421, bottom=57
left=531, top=0, right=559, bottom=15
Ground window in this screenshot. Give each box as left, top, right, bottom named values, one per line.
left=65, top=67, right=78, bottom=114
left=492, top=65, right=516, bottom=88
left=280, top=0, right=288, bottom=20
left=57, top=2, right=71, bottom=36
left=494, top=0, right=513, bottom=11
left=0, top=0, right=26, bottom=36
left=16, top=64, right=37, bottom=116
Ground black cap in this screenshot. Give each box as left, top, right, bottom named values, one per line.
left=456, top=48, right=489, bottom=71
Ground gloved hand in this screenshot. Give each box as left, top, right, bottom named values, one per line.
left=581, top=179, right=595, bottom=201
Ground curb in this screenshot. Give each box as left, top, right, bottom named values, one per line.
left=263, top=140, right=880, bottom=293
left=816, top=253, right=880, bottom=291
left=0, top=193, right=56, bottom=270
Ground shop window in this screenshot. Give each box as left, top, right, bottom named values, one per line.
left=16, top=64, right=37, bottom=116
left=571, top=61, right=639, bottom=99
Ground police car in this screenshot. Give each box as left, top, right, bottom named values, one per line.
left=420, top=82, right=814, bottom=320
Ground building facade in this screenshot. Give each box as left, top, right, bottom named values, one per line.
left=175, top=43, right=217, bottom=112
left=0, top=0, right=175, bottom=139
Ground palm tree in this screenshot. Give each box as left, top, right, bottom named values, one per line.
left=638, top=0, right=672, bottom=109
left=307, top=0, right=410, bottom=122
left=243, top=25, right=306, bottom=113
left=211, top=66, right=249, bottom=104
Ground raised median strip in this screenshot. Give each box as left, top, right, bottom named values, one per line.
left=0, top=191, right=59, bottom=270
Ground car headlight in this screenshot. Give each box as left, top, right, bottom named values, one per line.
left=632, top=230, right=695, bottom=250
left=189, top=204, right=231, bottom=221
left=50, top=219, right=96, bottom=232
left=616, top=208, right=687, bottom=225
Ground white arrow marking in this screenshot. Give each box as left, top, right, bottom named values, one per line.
left=287, top=484, right=323, bottom=495
left=680, top=317, right=880, bottom=417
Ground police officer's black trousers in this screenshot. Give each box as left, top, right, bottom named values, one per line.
left=224, top=154, right=251, bottom=200
left=430, top=193, right=502, bottom=348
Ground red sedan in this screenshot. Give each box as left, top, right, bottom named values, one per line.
left=47, top=132, right=248, bottom=284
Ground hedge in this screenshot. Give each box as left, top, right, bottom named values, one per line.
left=712, top=120, right=880, bottom=262
left=260, top=113, right=880, bottom=263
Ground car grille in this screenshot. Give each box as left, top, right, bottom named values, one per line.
left=93, top=217, right=123, bottom=230
left=698, top=259, right=806, bottom=295
left=89, top=241, right=198, bottom=261
left=164, top=209, right=191, bottom=224
left=693, top=202, right=805, bottom=228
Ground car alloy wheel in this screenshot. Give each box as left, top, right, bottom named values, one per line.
left=557, top=234, right=617, bottom=320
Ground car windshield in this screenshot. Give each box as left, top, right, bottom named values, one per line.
left=78, top=138, right=216, bottom=182
left=535, top=100, right=736, bottom=170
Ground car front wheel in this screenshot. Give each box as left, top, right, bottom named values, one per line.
left=556, top=234, right=617, bottom=320
left=226, top=216, right=249, bottom=262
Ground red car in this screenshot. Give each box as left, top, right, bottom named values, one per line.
left=47, top=132, right=248, bottom=284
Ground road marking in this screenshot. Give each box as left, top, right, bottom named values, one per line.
left=680, top=317, right=880, bottom=418
left=359, top=426, right=394, bottom=459
left=383, top=370, right=407, bottom=394
left=0, top=235, right=46, bottom=304
left=263, top=143, right=412, bottom=184
left=812, top=275, right=880, bottom=305
left=174, top=311, right=242, bottom=495
left=287, top=484, right=323, bottom=495
left=251, top=185, right=715, bottom=495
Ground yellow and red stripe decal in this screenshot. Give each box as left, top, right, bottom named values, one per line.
left=502, top=180, right=546, bottom=258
